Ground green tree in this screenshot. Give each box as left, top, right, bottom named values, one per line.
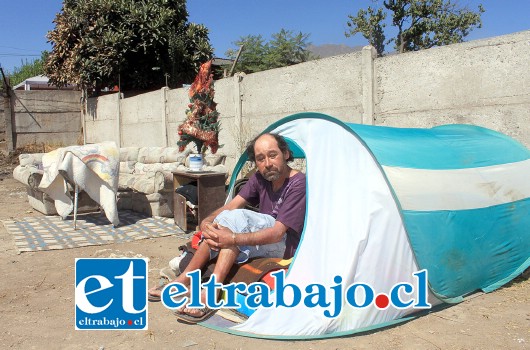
left=267, top=29, right=314, bottom=68
left=345, top=7, right=387, bottom=56
left=6, top=52, right=49, bottom=88
left=346, top=0, right=484, bottom=56
left=45, top=0, right=213, bottom=92
left=226, top=29, right=315, bottom=74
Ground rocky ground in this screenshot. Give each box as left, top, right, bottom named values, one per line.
left=0, top=152, right=528, bottom=350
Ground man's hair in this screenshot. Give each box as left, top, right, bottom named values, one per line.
left=246, top=133, right=294, bottom=163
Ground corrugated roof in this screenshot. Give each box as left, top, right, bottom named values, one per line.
left=12, top=75, right=49, bottom=90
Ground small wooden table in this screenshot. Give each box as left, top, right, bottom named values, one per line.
left=172, top=170, right=227, bottom=231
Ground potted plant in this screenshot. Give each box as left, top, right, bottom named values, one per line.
left=177, top=60, right=220, bottom=171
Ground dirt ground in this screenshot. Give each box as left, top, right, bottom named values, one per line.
left=0, top=153, right=528, bottom=350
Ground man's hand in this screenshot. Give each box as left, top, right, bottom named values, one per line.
left=199, top=219, right=213, bottom=233
left=202, top=222, right=236, bottom=250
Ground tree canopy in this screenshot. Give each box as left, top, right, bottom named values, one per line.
left=346, top=0, right=485, bottom=56
left=45, top=0, right=213, bottom=91
left=5, top=52, right=49, bottom=88
left=226, top=29, right=316, bottom=74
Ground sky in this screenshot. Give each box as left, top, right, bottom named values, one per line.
left=0, top=0, right=528, bottom=74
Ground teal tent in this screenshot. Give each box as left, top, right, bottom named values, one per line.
left=205, top=112, right=530, bottom=339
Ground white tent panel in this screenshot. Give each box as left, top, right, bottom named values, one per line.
left=383, top=159, right=530, bottom=211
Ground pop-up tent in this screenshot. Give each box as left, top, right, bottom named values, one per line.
left=206, top=112, right=530, bottom=339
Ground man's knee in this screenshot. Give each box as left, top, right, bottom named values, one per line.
left=214, top=209, right=248, bottom=233
left=213, top=209, right=276, bottom=236
left=215, top=209, right=243, bottom=222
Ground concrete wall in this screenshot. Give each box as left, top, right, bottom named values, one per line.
left=120, top=90, right=167, bottom=147
left=166, top=88, right=190, bottom=147
left=375, top=30, right=530, bottom=144
left=84, top=48, right=374, bottom=169
left=85, top=93, right=120, bottom=145
left=239, top=51, right=366, bottom=128
left=84, top=30, right=530, bottom=173
left=10, top=90, right=82, bottom=149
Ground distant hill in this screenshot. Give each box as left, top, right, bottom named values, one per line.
left=308, top=44, right=364, bottom=58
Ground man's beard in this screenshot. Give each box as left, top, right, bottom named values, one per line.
left=263, top=169, right=280, bottom=181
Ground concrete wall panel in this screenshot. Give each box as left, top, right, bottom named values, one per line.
left=120, top=90, right=165, bottom=147
left=12, top=90, right=81, bottom=148
left=167, top=87, right=192, bottom=147
left=241, top=52, right=364, bottom=127
left=84, top=93, right=119, bottom=145
left=120, top=90, right=164, bottom=124
left=13, top=90, right=81, bottom=131
left=375, top=31, right=530, bottom=146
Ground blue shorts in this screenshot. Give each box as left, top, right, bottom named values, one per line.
left=208, top=209, right=286, bottom=263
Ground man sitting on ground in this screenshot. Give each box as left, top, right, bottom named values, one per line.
left=148, top=133, right=306, bottom=323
